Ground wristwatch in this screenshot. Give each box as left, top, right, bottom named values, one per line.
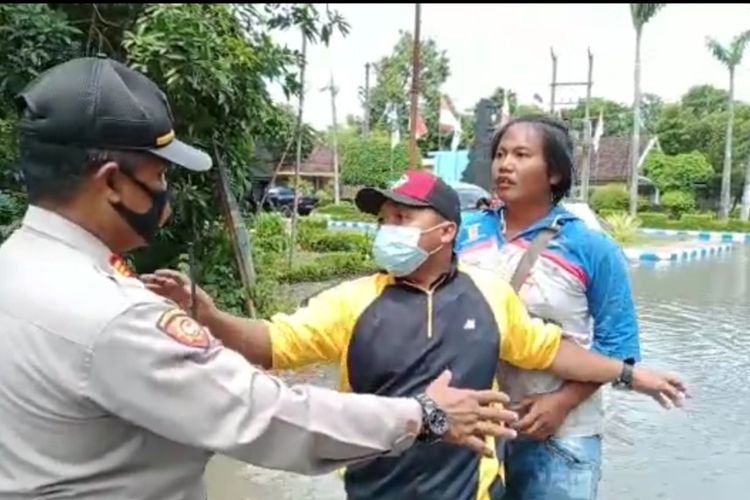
left=613, top=361, right=634, bottom=389
left=414, top=393, right=449, bottom=444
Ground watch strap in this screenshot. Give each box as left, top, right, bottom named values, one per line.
left=414, top=393, right=444, bottom=444
left=614, top=361, right=634, bottom=389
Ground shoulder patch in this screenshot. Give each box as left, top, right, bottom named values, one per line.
left=156, top=308, right=210, bottom=349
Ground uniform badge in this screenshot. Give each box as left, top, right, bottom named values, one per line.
left=156, top=308, right=210, bottom=349
left=109, top=254, right=136, bottom=278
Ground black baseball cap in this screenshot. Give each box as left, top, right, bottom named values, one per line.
left=355, top=170, right=462, bottom=225
left=15, top=54, right=211, bottom=172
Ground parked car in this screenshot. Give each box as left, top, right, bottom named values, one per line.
left=449, top=182, right=493, bottom=211
left=246, top=185, right=318, bottom=217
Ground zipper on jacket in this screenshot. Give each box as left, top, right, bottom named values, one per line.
left=426, top=291, right=434, bottom=338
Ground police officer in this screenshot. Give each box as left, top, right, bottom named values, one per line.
left=0, top=56, right=517, bottom=500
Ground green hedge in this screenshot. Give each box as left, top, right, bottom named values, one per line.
left=315, top=202, right=376, bottom=222
left=277, top=252, right=377, bottom=283
left=635, top=211, right=750, bottom=232
left=590, top=184, right=650, bottom=213
left=241, top=213, right=377, bottom=316
left=590, top=184, right=628, bottom=212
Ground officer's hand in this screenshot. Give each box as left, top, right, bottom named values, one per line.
left=140, top=269, right=217, bottom=322
left=425, top=370, right=518, bottom=457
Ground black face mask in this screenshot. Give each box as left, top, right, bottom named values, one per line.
left=110, top=170, right=171, bottom=244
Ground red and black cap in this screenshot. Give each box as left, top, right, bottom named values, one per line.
left=355, top=170, right=462, bottom=224
left=15, top=54, right=211, bottom=172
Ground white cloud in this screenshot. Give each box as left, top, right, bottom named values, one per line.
left=269, top=3, right=750, bottom=130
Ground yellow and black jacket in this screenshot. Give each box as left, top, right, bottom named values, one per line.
left=267, top=260, right=562, bottom=500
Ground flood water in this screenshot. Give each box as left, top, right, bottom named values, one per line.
left=205, top=245, right=750, bottom=500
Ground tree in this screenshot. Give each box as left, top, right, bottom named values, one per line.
left=489, top=87, right=518, bottom=117
left=640, top=93, right=664, bottom=134
left=0, top=3, right=348, bottom=310
left=654, top=87, right=750, bottom=208
left=642, top=150, right=714, bottom=194
left=367, top=31, right=450, bottom=154
left=516, top=103, right=545, bottom=116
left=562, top=97, right=632, bottom=137
left=680, top=84, right=729, bottom=117
left=706, top=30, right=750, bottom=220
left=628, top=3, right=664, bottom=216
left=0, top=4, right=84, bottom=115
left=338, top=130, right=410, bottom=188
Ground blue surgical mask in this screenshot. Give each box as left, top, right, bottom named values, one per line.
left=372, top=224, right=446, bottom=277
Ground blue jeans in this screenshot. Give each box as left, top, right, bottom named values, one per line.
left=502, top=435, right=602, bottom=500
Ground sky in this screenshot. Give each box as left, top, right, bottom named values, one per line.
left=269, top=3, right=750, bottom=130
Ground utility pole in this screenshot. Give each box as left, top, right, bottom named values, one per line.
left=288, top=31, right=307, bottom=267
left=322, top=73, right=341, bottom=205
left=409, top=3, right=422, bottom=169
left=549, top=48, right=594, bottom=201
left=580, top=48, right=594, bottom=201
left=550, top=48, right=558, bottom=115
left=363, top=62, right=371, bottom=138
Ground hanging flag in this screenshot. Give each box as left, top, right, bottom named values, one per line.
left=593, top=109, right=604, bottom=153
left=496, top=91, right=511, bottom=128
left=411, top=111, right=429, bottom=140
left=439, top=95, right=463, bottom=151
left=439, top=95, right=461, bottom=133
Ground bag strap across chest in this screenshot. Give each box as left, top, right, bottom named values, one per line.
left=508, top=218, right=561, bottom=293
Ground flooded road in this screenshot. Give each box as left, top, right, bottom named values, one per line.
left=206, top=245, right=750, bottom=500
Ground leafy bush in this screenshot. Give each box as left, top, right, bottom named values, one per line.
left=632, top=211, right=750, bottom=232
left=277, top=252, right=377, bottom=283
left=643, top=150, right=714, bottom=194
left=680, top=213, right=715, bottom=227
left=315, top=201, right=376, bottom=222
left=339, top=132, right=411, bottom=188
left=302, top=231, right=372, bottom=254
left=253, top=212, right=288, bottom=255
left=590, top=184, right=629, bottom=212
left=637, top=196, right=652, bottom=212
left=638, top=212, right=670, bottom=227
left=604, top=212, right=641, bottom=244
left=598, top=209, right=618, bottom=219
left=661, top=190, right=696, bottom=218
left=315, top=189, right=334, bottom=207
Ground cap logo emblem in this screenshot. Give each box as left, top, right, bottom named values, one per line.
left=156, top=130, right=175, bottom=147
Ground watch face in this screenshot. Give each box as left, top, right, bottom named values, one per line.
left=428, top=410, right=450, bottom=436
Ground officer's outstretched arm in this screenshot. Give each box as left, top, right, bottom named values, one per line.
left=142, top=269, right=352, bottom=371
left=86, top=302, right=421, bottom=475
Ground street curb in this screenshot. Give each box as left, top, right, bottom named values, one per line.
left=327, top=220, right=377, bottom=234
left=623, top=242, right=735, bottom=263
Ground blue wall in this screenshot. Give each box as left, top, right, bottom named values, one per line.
left=429, top=150, right=470, bottom=183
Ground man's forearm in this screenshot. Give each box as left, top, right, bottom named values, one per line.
left=555, top=381, right=602, bottom=412
left=548, top=340, right=623, bottom=384
left=203, top=309, right=273, bottom=369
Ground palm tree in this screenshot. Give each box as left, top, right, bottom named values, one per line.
left=628, top=4, right=664, bottom=216
left=707, top=30, right=750, bottom=221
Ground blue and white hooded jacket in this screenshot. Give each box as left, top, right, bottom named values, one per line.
left=455, top=205, right=641, bottom=437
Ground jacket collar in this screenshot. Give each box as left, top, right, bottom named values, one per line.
left=21, top=205, right=114, bottom=271
left=497, top=204, right=578, bottom=241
